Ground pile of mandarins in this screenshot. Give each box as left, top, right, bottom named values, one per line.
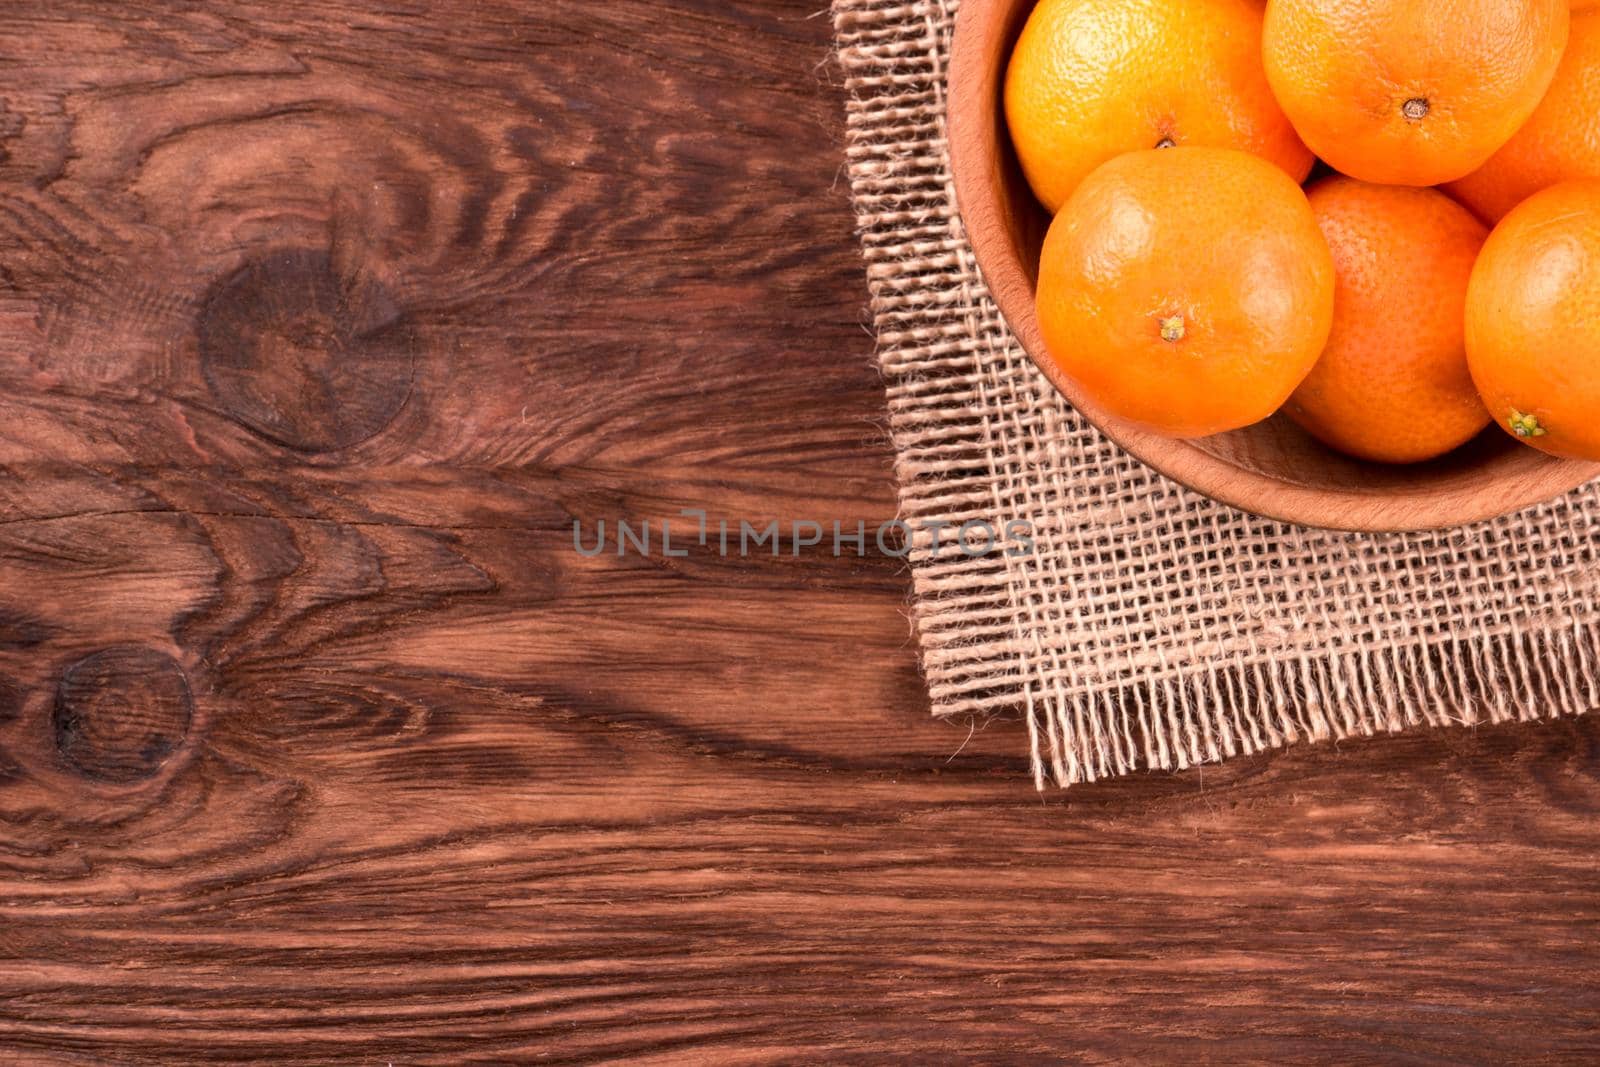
left=1007, top=0, right=1600, bottom=463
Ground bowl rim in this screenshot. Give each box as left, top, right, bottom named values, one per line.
left=946, top=0, right=1600, bottom=533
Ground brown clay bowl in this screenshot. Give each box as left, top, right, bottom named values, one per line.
left=948, top=0, right=1599, bottom=532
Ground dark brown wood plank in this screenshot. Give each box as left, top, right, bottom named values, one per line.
left=0, top=1, right=1597, bottom=1063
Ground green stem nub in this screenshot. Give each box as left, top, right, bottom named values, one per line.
left=1509, top=409, right=1547, bottom=438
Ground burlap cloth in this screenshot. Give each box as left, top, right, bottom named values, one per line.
left=834, top=0, right=1600, bottom=788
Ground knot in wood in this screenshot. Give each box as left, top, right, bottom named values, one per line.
left=197, top=249, right=418, bottom=452
left=54, top=647, right=193, bottom=783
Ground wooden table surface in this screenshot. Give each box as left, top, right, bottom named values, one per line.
left=1, top=1, right=1598, bottom=1062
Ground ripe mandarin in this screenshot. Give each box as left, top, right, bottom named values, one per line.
left=1036, top=147, right=1334, bottom=438
left=1465, top=180, right=1600, bottom=460
left=1004, top=0, right=1312, bottom=213
left=1447, top=12, right=1600, bottom=223
left=1286, top=179, right=1490, bottom=464
left=1262, top=0, right=1569, bottom=186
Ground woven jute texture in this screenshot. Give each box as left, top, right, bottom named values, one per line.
left=834, top=0, right=1600, bottom=788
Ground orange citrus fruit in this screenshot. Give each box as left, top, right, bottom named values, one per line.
left=1446, top=12, right=1600, bottom=223
left=1465, top=180, right=1600, bottom=460
left=1036, top=147, right=1334, bottom=438
left=1285, top=179, right=1490, bottom=463
left=1005, top=0, right=1313, bottom=214
left=1262, top=0, right=1569, bottom=186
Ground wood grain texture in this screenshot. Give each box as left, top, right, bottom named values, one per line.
left=948, top=0, right=1600, bottom=532
left=0, top=1, right=1597, bottom=1062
